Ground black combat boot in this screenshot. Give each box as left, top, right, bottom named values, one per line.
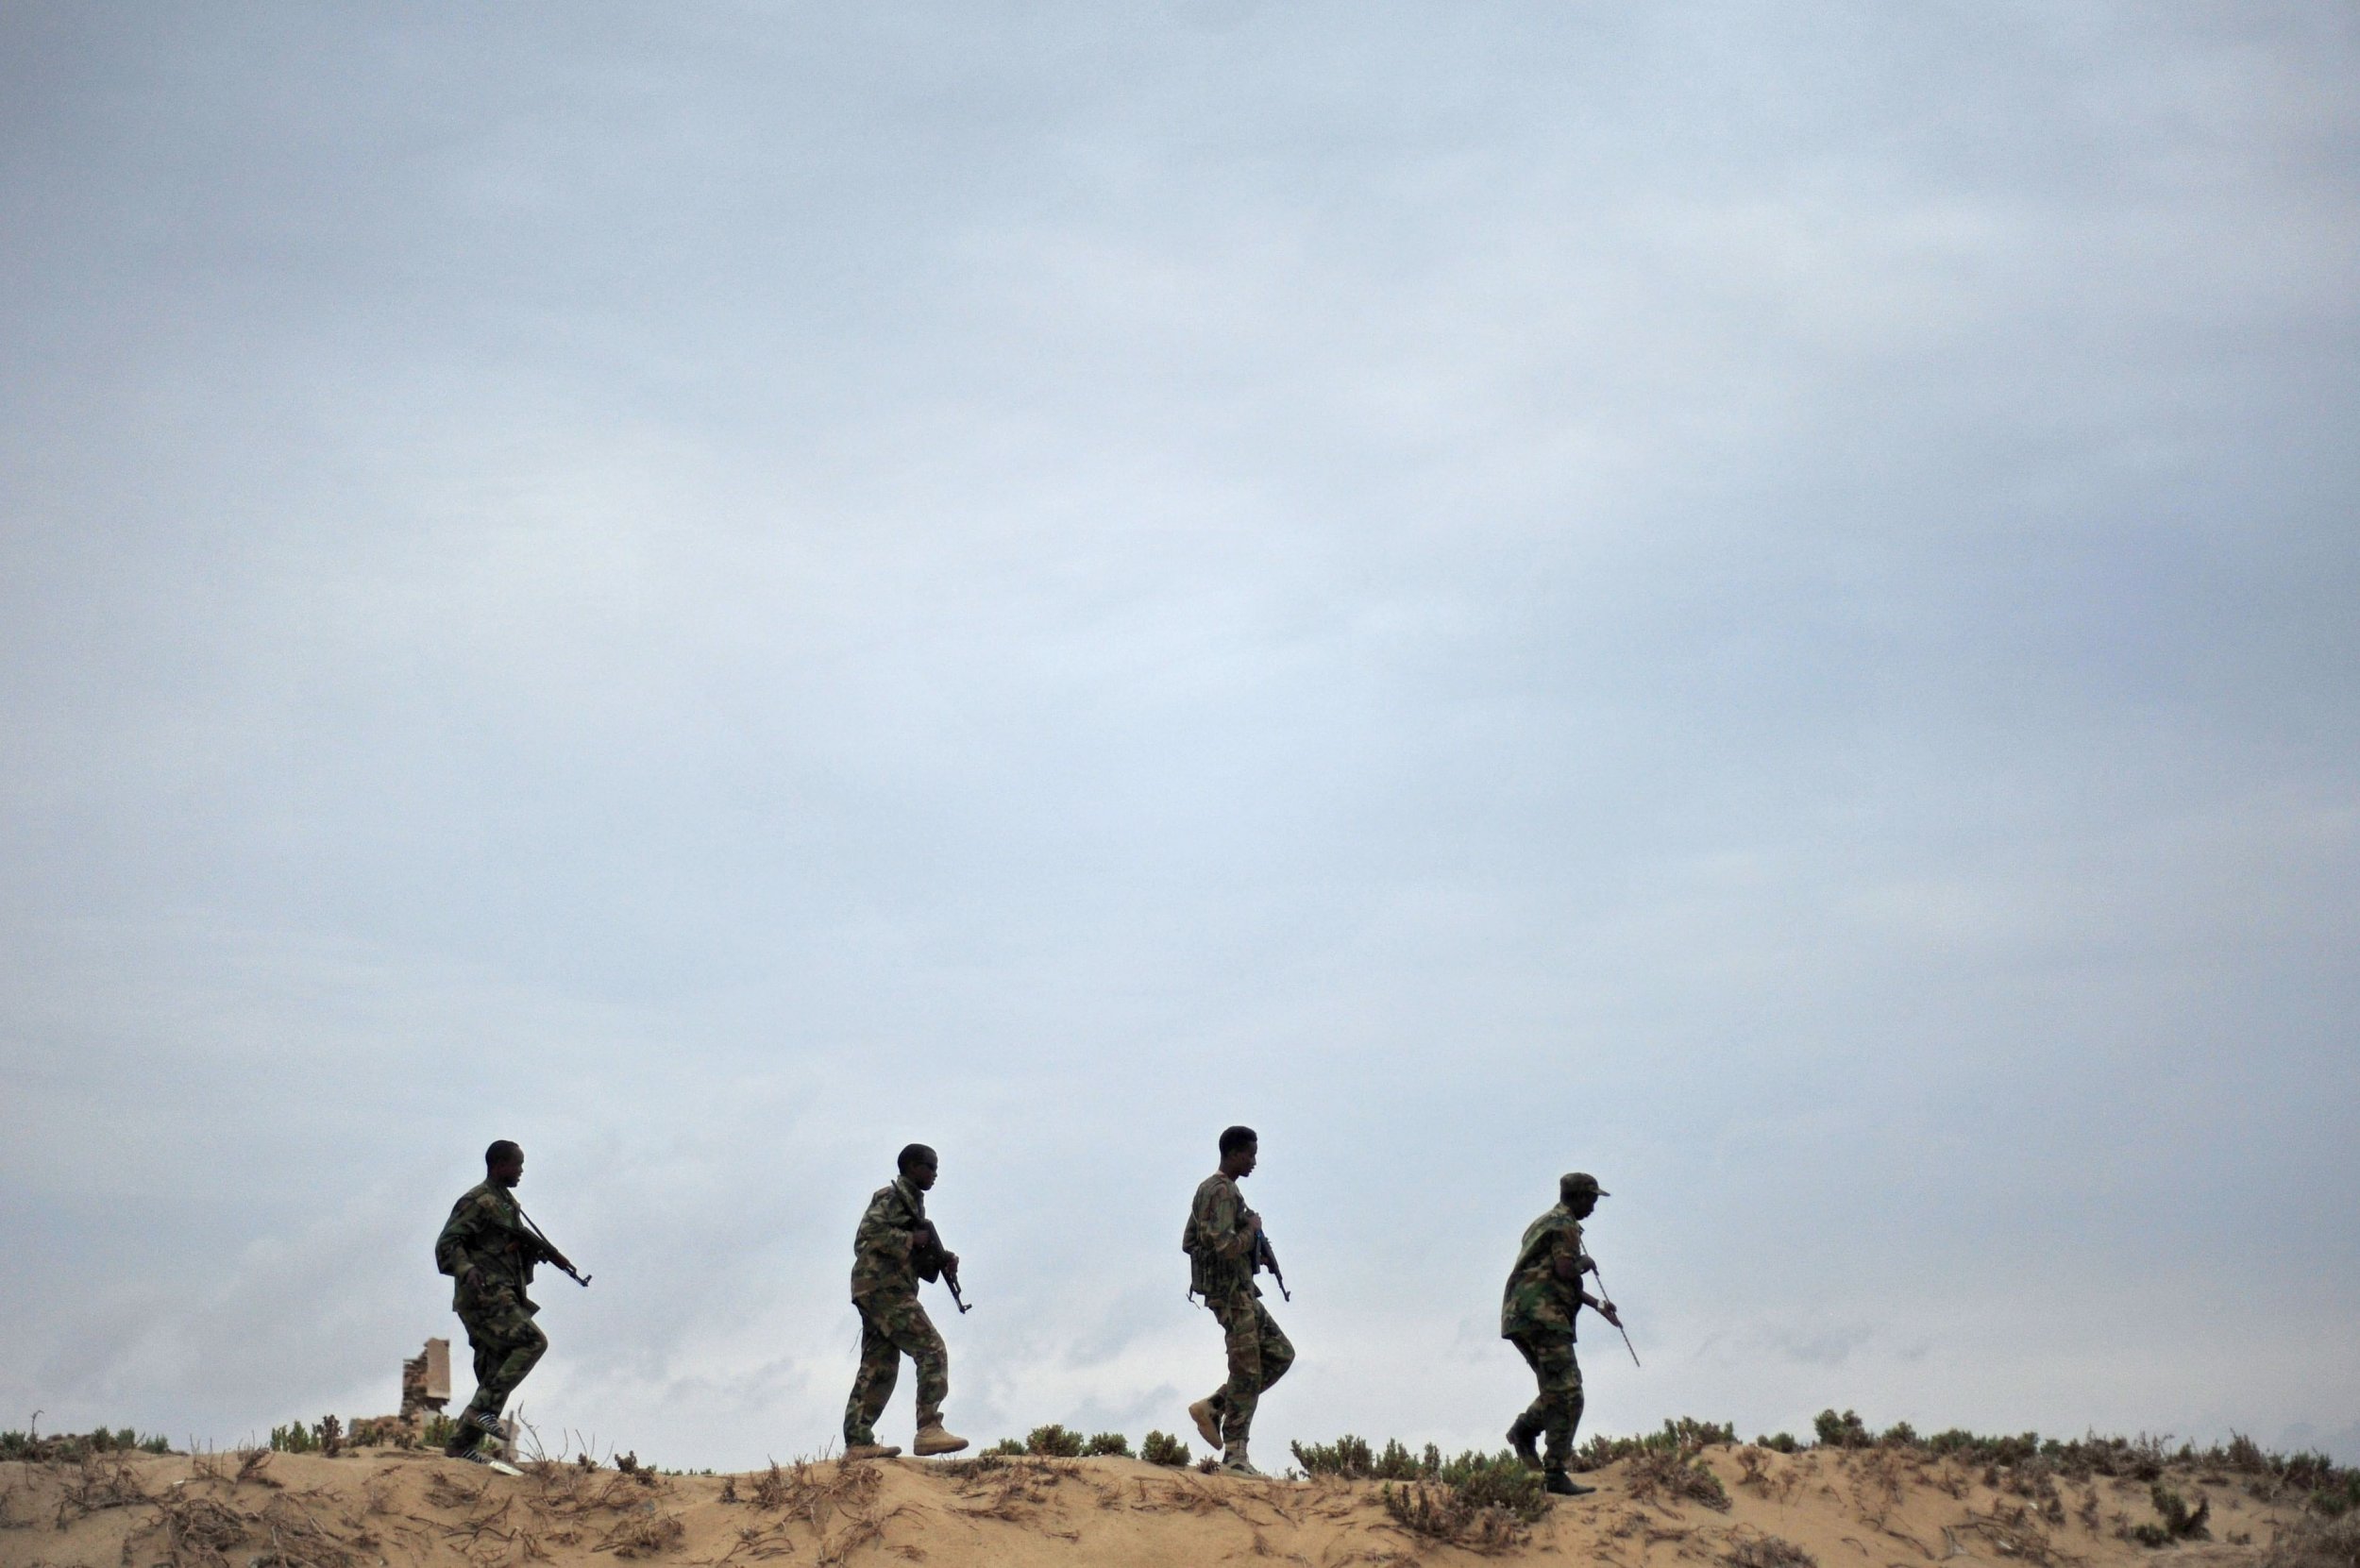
left=1507, top=1415, right=1542, bottom=1471
left=1544, top=1468, right=1596, bottom=1497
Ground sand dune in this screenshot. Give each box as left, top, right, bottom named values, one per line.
left=0, top=1441, right=2315, bottom=1568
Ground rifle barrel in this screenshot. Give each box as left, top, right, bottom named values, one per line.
left=1584, top=1251, right=1639, bottom=1368
left=514, top=1202, right=591, bottom=1289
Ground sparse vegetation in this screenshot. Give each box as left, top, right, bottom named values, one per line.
left=1574, top=1417, right=1739, bottom=1473
left=1020, top=1425, right=1085, bottom=1458
left=267, top=1417, right=351, bottom=1456
left=2126, top=1482, right=2212, bottom=1546
left=0, top=1425, right=173, bottom=1461
left=1814, top=1409, right=1874, bottom=1449
left=1725, top=1532, right=1821, bottom=1568
left=5, top=1405, right=2352, bottom=1568
left=1140, top=1430, right=1189, bottom=1467
left=1627, top=1443, right=1732, bottom=1511
left=2315, top=1474, right=2360, bottom=1520
left=1292, top=1434, right=1375, bottom=1476
left=1852, top=1423, right=2358, bottom=1512
left=1758, top=1432, right=1800, bottom=1453
left=1379, top=1455, right=1545, bottom=1552
left=2267, top=1512, right=2360, bottom=1568
left=1290, top=1435, right=1428, bottom=1480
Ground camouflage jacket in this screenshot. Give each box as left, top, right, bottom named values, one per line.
left=1183, top=1172, right=1260, bottom=1302
left=435, top=1180, right=550, bottom=1309
left=1500, top=1202, right=1587, bottom=1339
left=850, top=1175, right=928, bottom=1303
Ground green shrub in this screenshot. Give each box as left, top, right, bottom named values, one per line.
left=1023, top=1425, right=1085, bottom=1458
left=1379, top=1458, right=1545, bottom=1551
left=1758, top=1433, right=1799, bottom=1454
left=0, top=1426, right=175, bottom=1462
left=1627, top=1446, right=1731, bottom=1511
left=2128, top=1483, right=2212, bottom=1546
left=2312, top=1474, right=2360, bottom=1520
left=1813, top=1409, right=1872, bottom=1449
left=1576, top=1419, right=1740, bottom=1472
left=982, top=1438, right=1026, bottom=1457
left=1084, top=1431, right=1131, bottom=1458
left=1292, top=1435, right=1376, bottom=1478
left=1141, top=1430, right=1189, bottom=1467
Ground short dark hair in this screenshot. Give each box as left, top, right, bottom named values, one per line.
left=897, top=1142, right=938, bottom=1174
left=485, top=1140, right=522, bottom=1167
left=1218, top=1124, right=1257, bottom=1156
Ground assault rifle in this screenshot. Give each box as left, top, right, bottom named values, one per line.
left=1578, top=1245, right=1636, bottom=1367
left=1253, top=1226, right=1291, bottom=1302
left=914, top=1222, right=971, bottom=1314
left=514, top=1201, right=592, bottom=1288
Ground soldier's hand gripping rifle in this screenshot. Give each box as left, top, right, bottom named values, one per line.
left=913, top=1222, right=971, bottom=1313
left=514, top=1201, right=592, bottom=1288
left=1253, top=1223, right=1291, bottom=1302
left=1579, top=1246, right=1637, bottom=1367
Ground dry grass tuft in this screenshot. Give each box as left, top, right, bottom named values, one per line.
left=1377, top=1480, right=1531, bottom=1555
left=948, top=1456, right=1076, bottom=1526
left=2267, top=1513, right=2360, bottom=1568
left=719, top=1458, right=905, bottom=1564
left=147, top=1492, right=251, bottom=1568
left=1724, top=1530, right=1821, bottom=1568
left=248, top=1492, right=369, bottom=1568
left=1959, top=1500, right=2077, bottom=1567
left=595, top=1509, right=685, bottom=1559
left=54, top=1453, right=151, bottom=1525
left=1626, top=1446, right=1732, bottom=1512
left=1737, top=1445, right=1801, bottom=1505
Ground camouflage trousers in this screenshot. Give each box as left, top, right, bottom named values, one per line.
left=456, top=1288, right=548, bottom=1428
left=1507, top=1331, right=1584, bottom=1466
left=843, top=1291, right=948, bottom=1444
left=1205, top=1291, right=1294, bottom=1446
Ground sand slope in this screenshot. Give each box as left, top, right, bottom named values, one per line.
left=0, top=1443, right=2303, bottom=1568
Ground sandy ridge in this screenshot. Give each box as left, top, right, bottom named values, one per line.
left=0, top=1442, right=2302, bottom=1568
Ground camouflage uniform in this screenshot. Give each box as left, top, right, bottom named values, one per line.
left=435, top=1180, right=554, bottom=1433
left=1500, top=1202, right=1588, bottom=1467
left=842, top=1175, right=949, bottom=1446
left=1184, top=1172, right=1294, bottom=1447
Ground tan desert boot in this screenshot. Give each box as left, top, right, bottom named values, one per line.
left=843, top=1443, right=901, bottom=1460
left=911, top=1425, right=969, bottom=1457
left=1188, top=1399, right=1221, bottom=1448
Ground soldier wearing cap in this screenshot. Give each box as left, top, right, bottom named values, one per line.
left=1500, top=1171, right=1622, bottom=1496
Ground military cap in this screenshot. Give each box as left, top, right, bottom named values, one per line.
left=1561, top=1171, right=1610, bottom=1197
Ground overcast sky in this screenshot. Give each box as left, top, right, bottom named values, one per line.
left=3, top=2, right=2356, bottom=1471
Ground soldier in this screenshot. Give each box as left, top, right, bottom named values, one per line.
left=434, top=1140, right=572, bottom=1463
left=1501, top=1171, right=1622, bottom=1497
left=842, top=1143, right=969, bottom=1459
left=1183, top=1124, right=1293, bottom=1477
